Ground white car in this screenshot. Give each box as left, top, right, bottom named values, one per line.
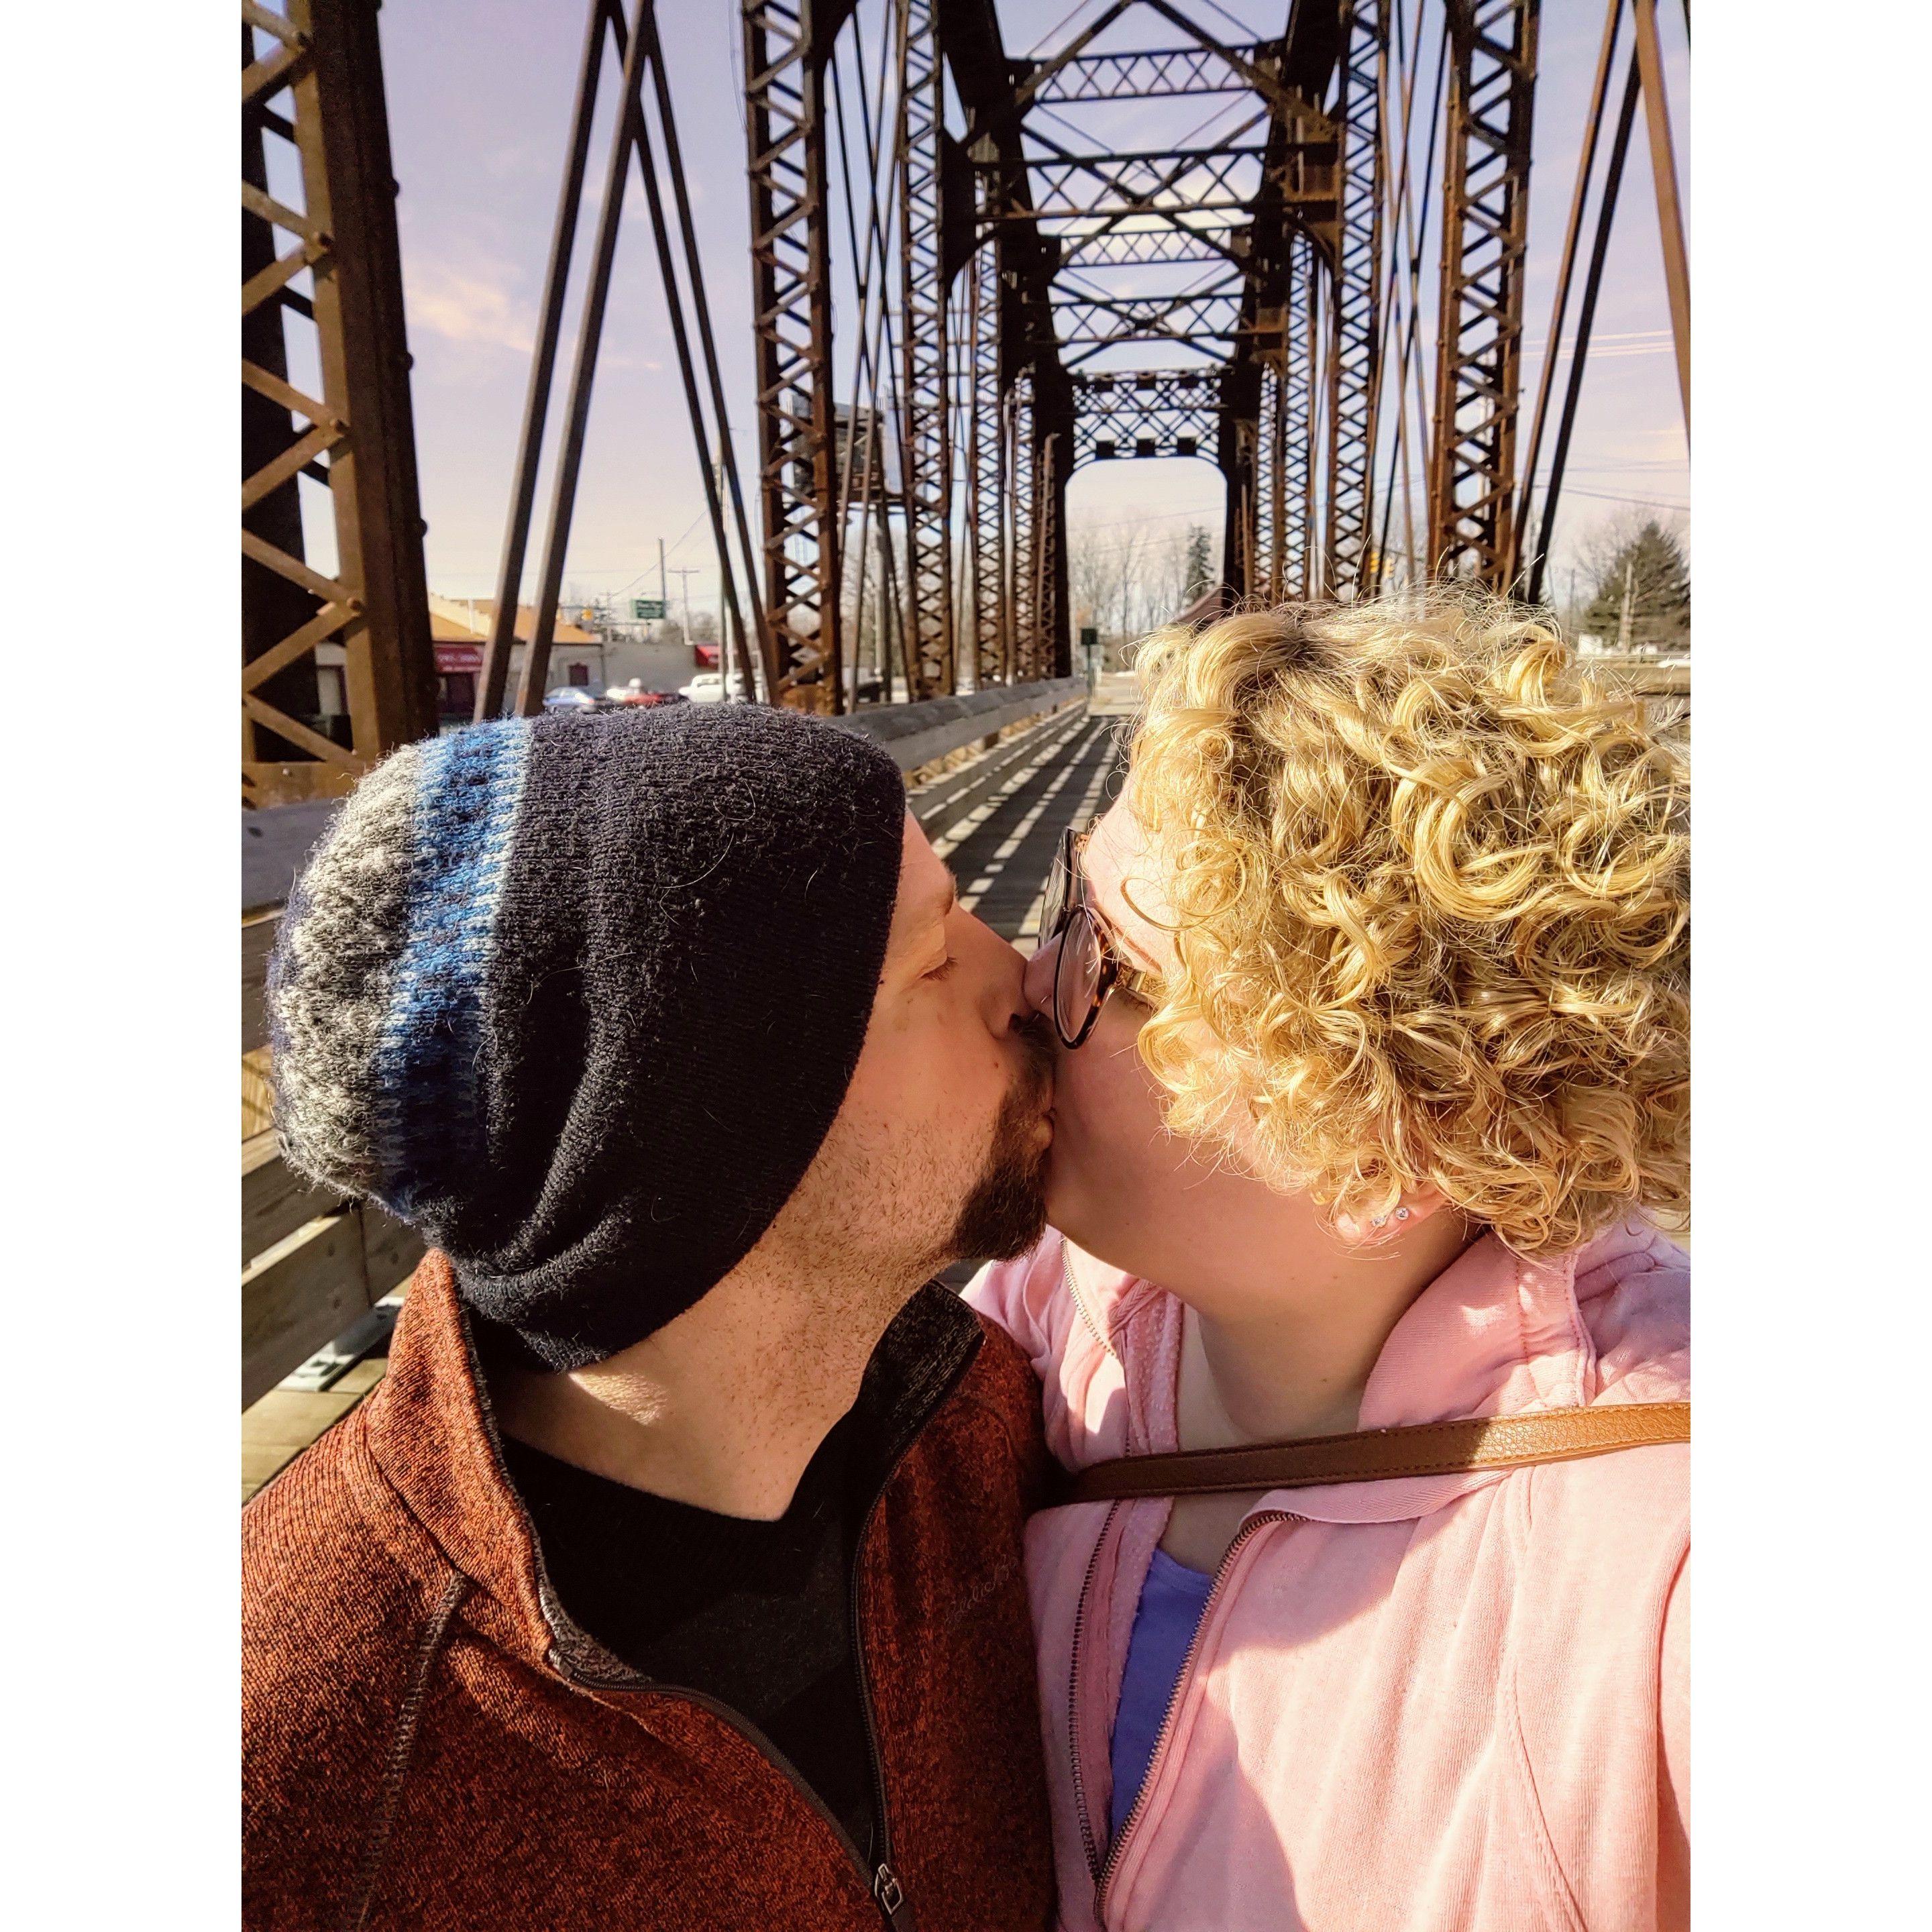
left=678, top=670, right=751, bottom=704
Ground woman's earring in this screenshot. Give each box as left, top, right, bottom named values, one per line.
left=1395, top=1207, right=1411, bottom=1222
left=1371, top=1216, right=1388, bottom=1228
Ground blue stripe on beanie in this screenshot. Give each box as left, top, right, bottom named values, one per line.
left=370, top=718, right=534, bottom=1214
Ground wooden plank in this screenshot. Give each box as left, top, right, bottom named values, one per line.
left=243, top=798, right=341, bottom=910
left=911, top=705, right=1089, bottom=841
left=244, top=759, right=359, bottom=811
left=242, top=1386, right=365, bottom=1501
left=362, top=1205, right=426, bottom=1298
left=241, top=1208, right=372, bottom=1409
left=243, top=1130, right=341, bottom=1265
left=243, top=911, right=280, bottom=1052
left=243, top=1046, right=275, bottom=1138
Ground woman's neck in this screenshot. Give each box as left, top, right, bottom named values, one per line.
left=1171, top=1209, right=1481, bottom=1448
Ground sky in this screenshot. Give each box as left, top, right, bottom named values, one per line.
left=360, top=0, right=1689, bottom=616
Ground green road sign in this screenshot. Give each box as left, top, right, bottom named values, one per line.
left=631, top=598, right=667, bottom=620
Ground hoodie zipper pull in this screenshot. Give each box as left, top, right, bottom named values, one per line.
left=873, top=1863, right=915, bottom=1930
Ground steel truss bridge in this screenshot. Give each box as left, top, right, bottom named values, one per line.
left=239, top=0, right=1686, bottom=1450
left=242, top=0, right=1687, bottom=803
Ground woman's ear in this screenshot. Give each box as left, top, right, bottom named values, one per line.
left=1332, top=1184, right=1452, bottom=1248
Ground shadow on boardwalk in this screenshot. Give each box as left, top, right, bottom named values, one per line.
left=942, top=712, right=1130, bottom=943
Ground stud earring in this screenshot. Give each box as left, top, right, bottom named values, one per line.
left=1371, top=1216, right=1388, bottom=1228
left=1395, top=1207, right=1411, bottom=1222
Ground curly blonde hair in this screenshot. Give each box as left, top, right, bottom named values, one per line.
left=1124, top=588, right=1688, bottom=1256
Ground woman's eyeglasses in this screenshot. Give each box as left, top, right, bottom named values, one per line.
left=1038, top=825, right=1122, bottom=1049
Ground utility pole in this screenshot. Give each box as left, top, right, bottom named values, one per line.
left=1617, top=559, right=1635, bottom=655
left=657, top=536, right=668, bottom=645
left=668, top=564, right=703, bottom=684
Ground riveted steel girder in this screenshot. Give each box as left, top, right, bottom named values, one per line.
left=1428, top=0, right=1540, bottom=584
left=967, top=239, right=1010, bottom=685
left=241, top=0, right=435, bottom=806
left=743, top=0, right=844, bottom=701
left=1324, top=0, right=1387, bottom=596
left=896, top=0, right=955, bottom=697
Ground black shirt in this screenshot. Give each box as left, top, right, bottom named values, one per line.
left=501, top=1414, right=876, bottom=1855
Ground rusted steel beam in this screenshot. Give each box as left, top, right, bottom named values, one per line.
left=967, top=236, right=1010, bottom=686
left=243, top=0, right=434, bottom=808
left=743, top=0, right=843, bottom=706
left=1220, top=366, right=1259, bottom=606
left=896, top=0, right=956, bottom=698
left=1257, top=358, right=1289, bottom=600
left=1006, top=376, right=1039, bottom=679
left=1026, top=42, right=1264, bottom=104
left=513, top=0, right=658, bottom=716
left=1427, top=0, right=1540, bottom=585
left=477, top=0, right=619, bottom=722
left=1324, top=0, right=1388, bottom=596
left=1515, top=0, right=1623, bottom=588
left=1071, top=368, right=1218, bottom=466
left=1525, top=50, right=1639, bottom=606
left=1631, top=0, right=1688, bottom=443
left=480, top=0, right=765, bottom=720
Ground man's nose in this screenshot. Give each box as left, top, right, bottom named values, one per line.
left=955, top=908, right=1040, bottom=1026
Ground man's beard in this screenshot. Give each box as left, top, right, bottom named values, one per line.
left=946, top=1017, right=1055, bottom=1265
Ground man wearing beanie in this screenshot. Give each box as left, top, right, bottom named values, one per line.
left=243, top=703, right=1059, bottom=1932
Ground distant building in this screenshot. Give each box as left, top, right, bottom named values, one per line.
left=427, top=596, right=603, bottom=720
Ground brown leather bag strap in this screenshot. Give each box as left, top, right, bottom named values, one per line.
left=1048, top=1402, right=1690, bottom=1507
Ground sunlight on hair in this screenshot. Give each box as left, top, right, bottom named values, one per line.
left=1124, top=586, right=1689, bottom=1257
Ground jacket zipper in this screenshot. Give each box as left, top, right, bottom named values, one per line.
left=1065, top=1499, right=1123, bottom=1885
left=557, top=1330, right=985, bottom=1932
left=1071, top=1508, right=1301, bottom=1922
left=841, top=1322, right=987, bottom=1929
left=849, top=1461, right=920, bottom=1931
left=1062, top=1246, right=1111, bottom=1353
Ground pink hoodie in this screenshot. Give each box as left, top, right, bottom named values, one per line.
left=965, top=1218, right=1689, bottom=1932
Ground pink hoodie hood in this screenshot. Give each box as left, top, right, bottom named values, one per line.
left=966, top=1218, right=1688, bottom=1932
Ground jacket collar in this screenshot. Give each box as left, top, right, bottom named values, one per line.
left=1065, top=1218, right=1668, bottom=1524
left=361, top=1252, right=983, bottom=1674
left=360, top=1252, right=566, bottom=1670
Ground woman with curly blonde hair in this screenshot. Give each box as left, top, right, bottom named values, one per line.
left=968, top=590, right=1689, bottom=1932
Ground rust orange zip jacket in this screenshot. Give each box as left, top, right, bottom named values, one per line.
left=243, top=1254, right=1057, bottom=1932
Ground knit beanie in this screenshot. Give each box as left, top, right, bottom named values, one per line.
left=266, top=703, right=907, bottom=1369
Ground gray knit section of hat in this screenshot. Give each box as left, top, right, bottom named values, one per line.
left=266, top=741, right=425, bottom=1201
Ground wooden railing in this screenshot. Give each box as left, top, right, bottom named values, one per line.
left=239, top=681, right=1087, bottom=1409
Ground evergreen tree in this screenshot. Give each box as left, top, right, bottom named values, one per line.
left=1579, top=519, right=1690, bottom=654
left=1183, top=524, right=1214, bottom=602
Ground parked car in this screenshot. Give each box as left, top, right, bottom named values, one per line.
left=605, top=680, right=688, bottom=708
left=543, top=686, right=602, bottom=710
left=678, top=670, right=752, bottom=704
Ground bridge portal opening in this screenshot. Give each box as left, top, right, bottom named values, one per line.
left=1065, top=452, right=1228, bottom=668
